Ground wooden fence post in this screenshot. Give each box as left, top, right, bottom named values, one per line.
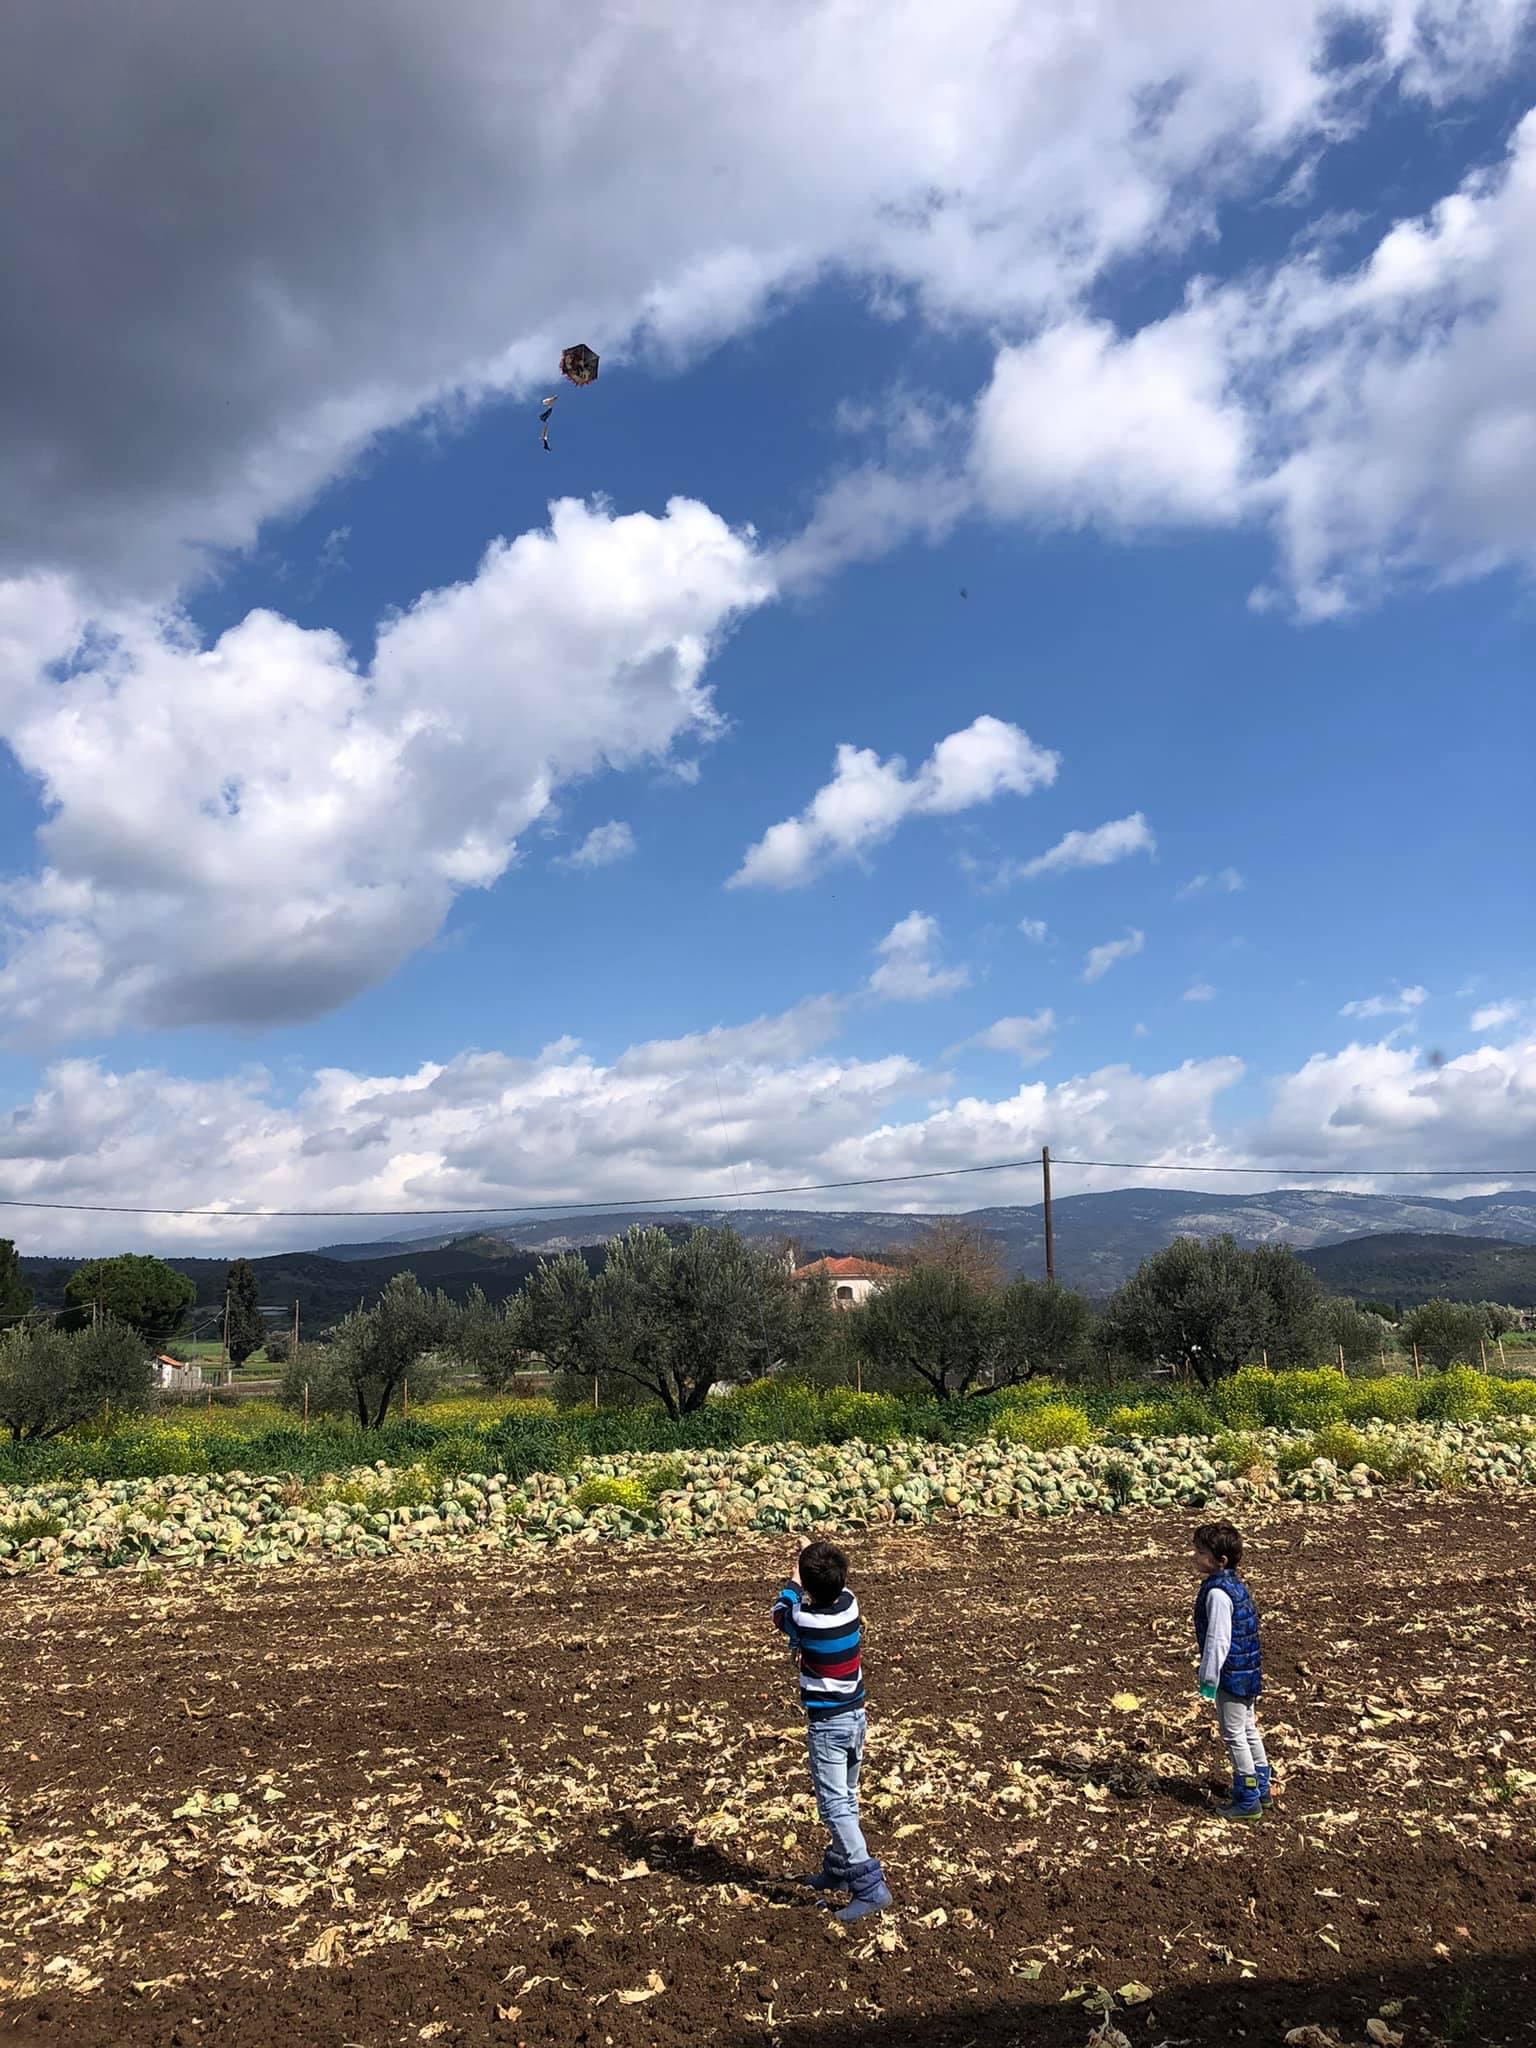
left=303, top=1381, right=310, bottom=1430
left=1499, top=1336, right=1509, bottom=1370
left=1338, top=1343, right=1348, bottom=1377
left=1412, top=1343, right=1422, bottom=1380
left=402, top=1377, right=409, bottom=1419
left=1479, top=1336, right=1489, bottom=1373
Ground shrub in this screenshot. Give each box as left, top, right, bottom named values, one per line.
left=1344, top=1376, right=1420, bottom=1425
left=1102, top=1457, right=1136, bottom=1507
left=0, top=1512, right=64, bottom=1545
left=573, top=1476, right=651, bottom=1513
left=1492, top=1378, right=1536, bottom=1417
left=1218, top=1367, right=1349, bottom=1431
left=636, top=1459, right=687, bottom=1500
left=1309, top=1423, right=1374, bottom=1470
left=1104, top=1402, right=1164, bottom=1438
left=990, top=1402, right=1092, bottom=1450
left=1213, top=1431, right=1269, bottom=1477
left=1421, top=1365, right=1494, bottom=1424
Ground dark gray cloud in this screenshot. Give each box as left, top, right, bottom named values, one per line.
left=8, top=0, right=1498, bottom=594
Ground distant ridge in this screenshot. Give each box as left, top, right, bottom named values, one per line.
left=307, top=1186, right=1536, bottom=1296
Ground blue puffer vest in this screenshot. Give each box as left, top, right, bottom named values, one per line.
left=1194, top=1568, right=1263, bottom=1700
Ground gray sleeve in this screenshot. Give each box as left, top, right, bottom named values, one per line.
left=1199, top=1589, right=1232, bottom=1688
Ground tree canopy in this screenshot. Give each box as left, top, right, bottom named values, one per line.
left=225, top=1258, right=265, bottom=1366
left=281, top=1271, right=454, bottom=1427
left=1399, top=1297, right=1487, bottom=1372
left=64, top=1254, right=195, bottom=1352
left=902, top=1217, right=1007, bottom=1293
left=1098, top=1235, right=1327, bottom=1385
left=0, top=1239, right=31, bottom=1326
left=521, top=1225, right=827, bottom=1417
left=1320, top=1296, right=1391, bottom=1369
left=855, top=1268, right=1096, bottom=1398
left=0, top=1320, right=151, bottom=1441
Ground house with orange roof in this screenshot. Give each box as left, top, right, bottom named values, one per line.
left=792, top=1255, right=899, bottom=1309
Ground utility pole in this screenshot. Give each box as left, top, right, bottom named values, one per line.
left=293, top=1298, right=301, bottom=1355
left=1041, top=1145, right=1056, bottom=1284
left=221, top=1286, right=230, bottom=1385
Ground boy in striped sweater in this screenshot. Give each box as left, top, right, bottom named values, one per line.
left=772, top=1539, right=892, bottom=1923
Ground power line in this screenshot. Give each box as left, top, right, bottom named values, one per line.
left=0, top=1151, right=1533, bottom=1223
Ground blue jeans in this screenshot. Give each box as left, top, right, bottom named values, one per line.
left=806, top=1708, right=869, bottom=1867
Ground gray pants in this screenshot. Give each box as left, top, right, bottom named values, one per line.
left=1215, top=1688, right=1268, bottom=1777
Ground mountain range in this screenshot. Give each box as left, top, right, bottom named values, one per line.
left=19, top=1187, right=1536, bottom=1326
left=317, top=1186, right=1536, bottom=1294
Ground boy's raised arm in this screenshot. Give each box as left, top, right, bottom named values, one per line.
left=772, top=1540, right=809, bottom=1634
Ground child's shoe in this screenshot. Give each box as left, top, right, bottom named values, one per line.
left=1213, top=1770, right=1264, bottom=1822
left=1256, top=1764, right=1274, bottom=1809
left=795, top=1847, right=849, bottom=1893
left=833, top=1858, right=892, bottom=1923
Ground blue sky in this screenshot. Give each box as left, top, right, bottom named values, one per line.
left=0, top=0, right=1533, bottom=1252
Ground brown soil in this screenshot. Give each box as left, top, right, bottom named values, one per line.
left=3, top=1495, right=1536, bottom=2047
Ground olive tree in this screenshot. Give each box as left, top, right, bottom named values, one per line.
left=0, top=1320, right=151, bottom=1441
left=522, top=1225, right=826, bottom=1417
left=1399, top=1298, right=1488, bottom=1372
left=994, top=1278, right=1097, bottom=1381
left=1099, top=1235, right=1327, bottom=1387
left=453, top=1285, right=534, bottom=1391
left=280, top=1272, right=454, bottom=1427
left=1321, top=1296, right=1392, bottom=1370
left=856, top=1267, right=1096, bottom=1397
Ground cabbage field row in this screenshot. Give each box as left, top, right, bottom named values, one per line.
left=2, top=1418, right=1532, bottom=1577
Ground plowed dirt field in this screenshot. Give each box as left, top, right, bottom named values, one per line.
left=4, top=1494, right=1536, bottom=2046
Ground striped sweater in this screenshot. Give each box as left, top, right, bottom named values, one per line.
left=772, top=1583, right=865, bottom=1715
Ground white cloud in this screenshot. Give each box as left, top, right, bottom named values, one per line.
left=1183, top=982, right=1217, bottom=1002
left=730, top=716, right=1058, bottom=889
left=968, top=1010, right=1056, bottom=1064
left=1471, top=1000, right=1520, bottom=1032
left=967, top=112, right=1536, bottom=613
left=1019, top=811, right=1156, bottom=879
left=560, top=821, right=636, bottom=870
left=972, top=309, right=1251, bottom=531
left=1178, top=867, right=1245, bottom=898
left=1018, top=917, right=1048, bottom=943
left=1257, top=1032, right=1536, bottom=1175
left=1133, top=1021, right=1149, bottom=1037
left=2, top=0, right=1524, bottom=598
left=0, top=497, right=771, bottom=1042
left=1340, top=984, right=1428, bottom=1019
left=868, top=911, right=969, bottom=1002
left=1083, top=928, right=1145, bottom=982
left=3, top=1006, right=1535, bottom=1256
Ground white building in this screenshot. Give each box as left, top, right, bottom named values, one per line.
left=792, top=1257, right=899, bottom=1309
left=152, top=1354, right=205, bottom=1393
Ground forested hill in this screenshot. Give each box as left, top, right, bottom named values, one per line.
left=18, top=1242, right=606, bottom=1328
left=1297, top=1234, right=1536, bottom=1309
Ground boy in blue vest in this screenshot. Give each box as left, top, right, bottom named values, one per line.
left=772, top=1538, right=892, bottom=1923
left=1193, top=1520, right=1272, bottom=1821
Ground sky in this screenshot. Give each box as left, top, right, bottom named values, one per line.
left=0, top=0, right=1534, bottom=1256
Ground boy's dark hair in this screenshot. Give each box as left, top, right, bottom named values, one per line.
left=798, top=1540, right=848, bottom=1603
left=1194, top=1520, right=1244, bottom=1570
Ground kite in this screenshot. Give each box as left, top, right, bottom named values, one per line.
left=539, top=345, right=600, bottom=449
left=560, top=343, right=600, bottom=386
